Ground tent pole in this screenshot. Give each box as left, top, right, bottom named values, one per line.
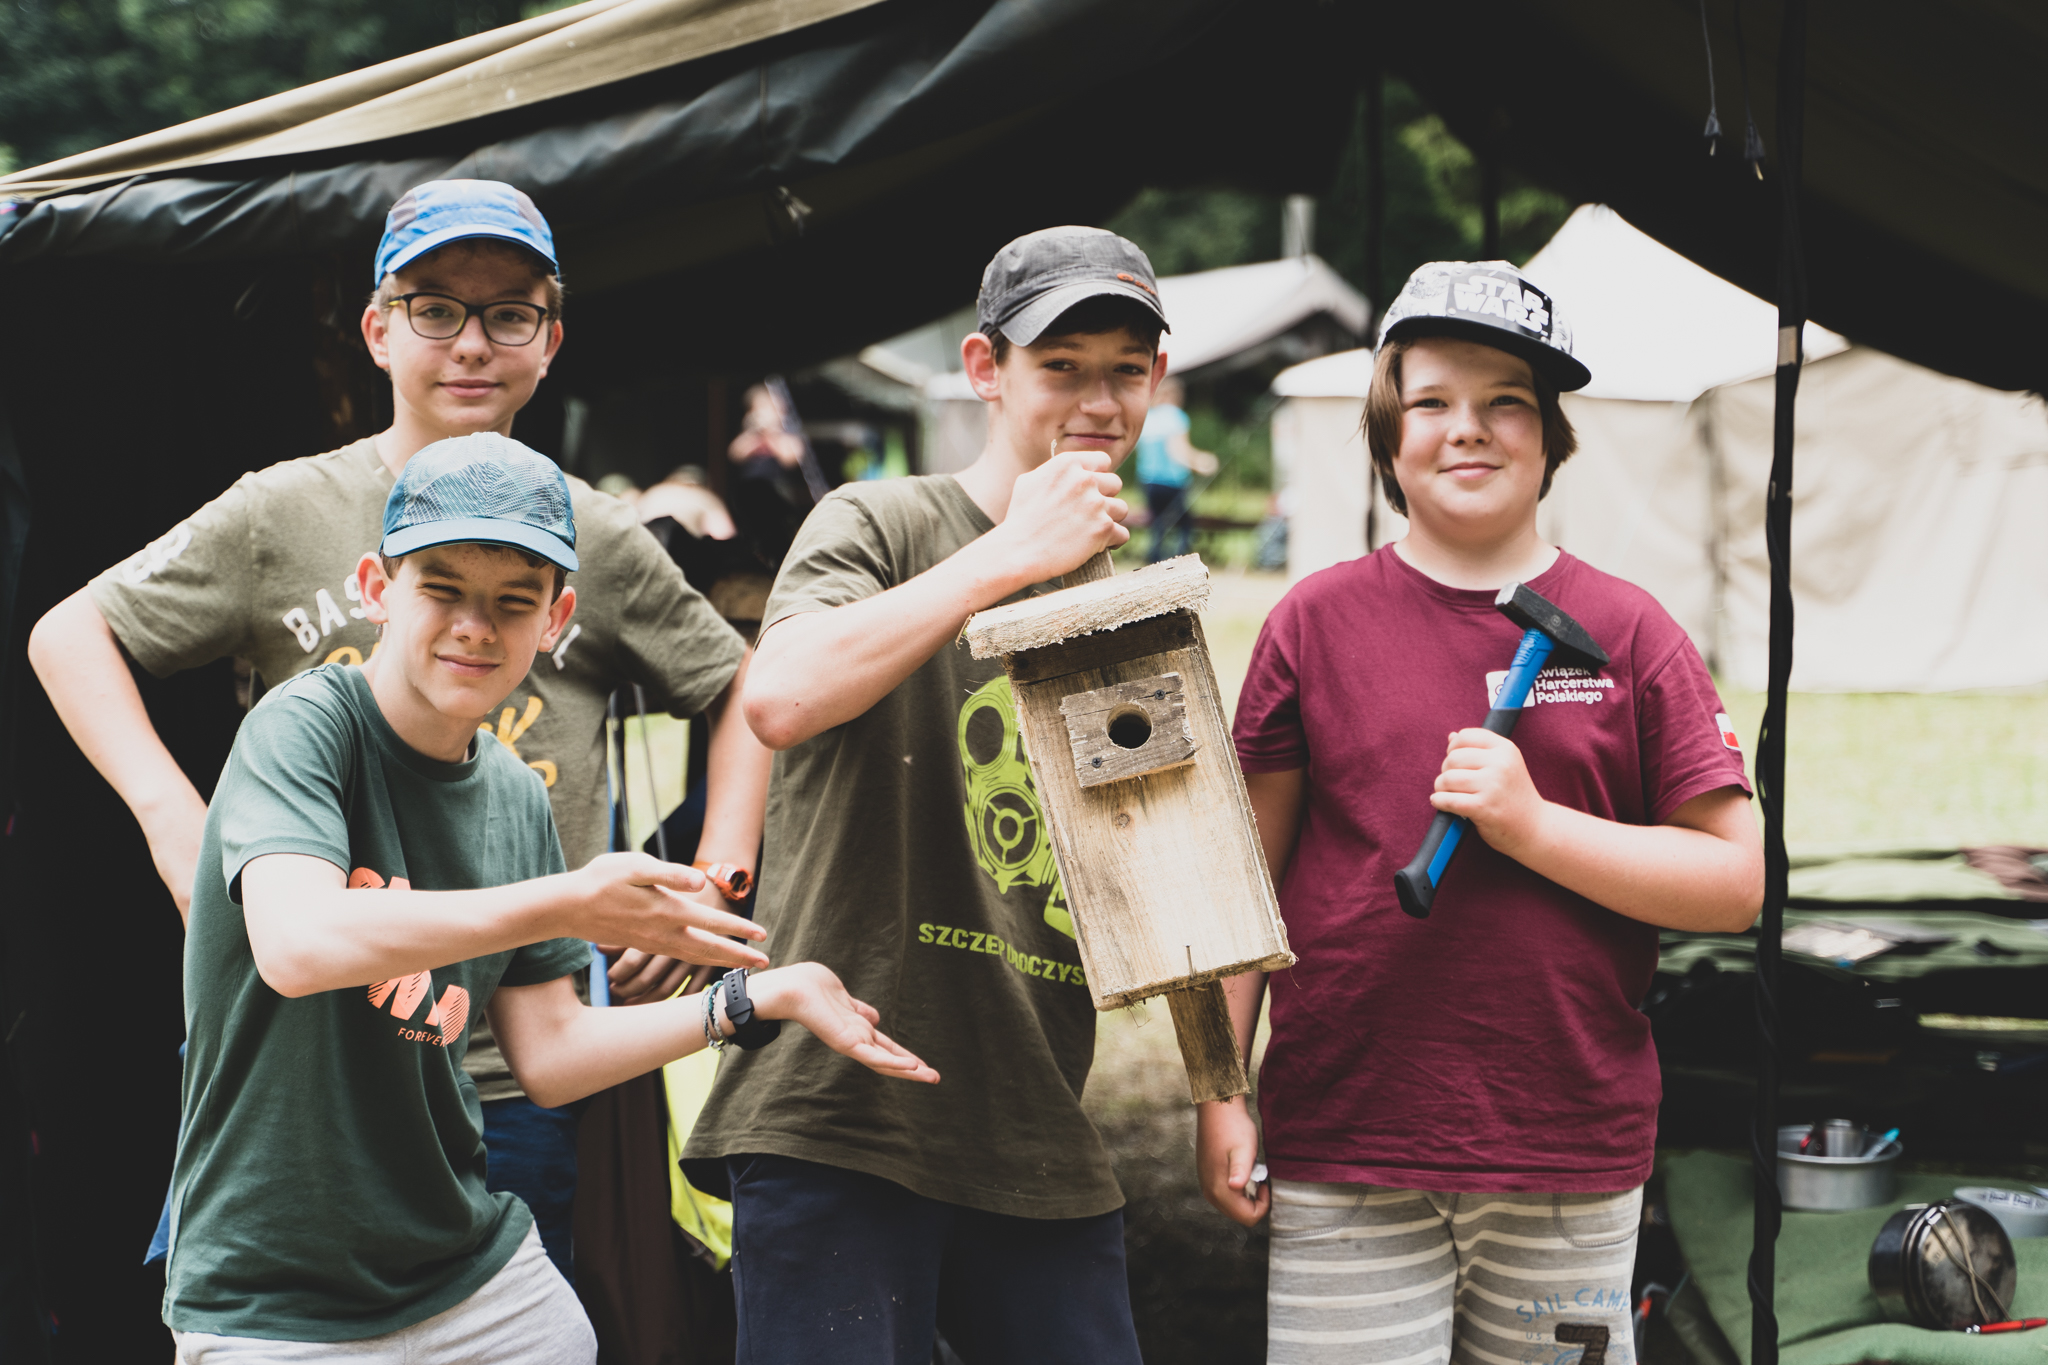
left=1748, top=5, right=1807, bottom=1365
left=1364, top=65, right=1384, bottom=554
left=1364, top=65, right=1384, bottom=308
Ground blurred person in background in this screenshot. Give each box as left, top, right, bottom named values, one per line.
left=1125, top=375, right=1217, bottom=562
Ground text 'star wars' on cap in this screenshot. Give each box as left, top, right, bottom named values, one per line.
left=374, top=179, right=558, bottom=286
left=977, top=226, right=1171, bottom=347
left=382, top=432, right=578, bottom=572
left=1376, top=260, right=1590, bottom=392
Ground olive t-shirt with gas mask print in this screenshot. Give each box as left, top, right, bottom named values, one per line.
left=684, top=475, right=1122, bottom=1220
left=89, top=437, right=745, bottom=1098
left=164, top=663, right=590, bottom=1340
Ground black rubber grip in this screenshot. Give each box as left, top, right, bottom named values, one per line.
left=1394, top=810, right=1460, bottom=919
left=1481, top=706, right=1523, bottom=737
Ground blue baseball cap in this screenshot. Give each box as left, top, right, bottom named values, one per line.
left=382, top=433, right=578, bottom=572
left=373, top=179, right=558, bottom=287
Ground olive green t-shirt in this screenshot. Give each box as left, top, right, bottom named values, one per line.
left=90, top=438, right=746, bottom=1098
left=165, top=664, right=589, bottom=1340
left=684, top=476, right=1120, bottom=1219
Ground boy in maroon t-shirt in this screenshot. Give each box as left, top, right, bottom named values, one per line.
left=1201, top=262, right=1763, bottom=1365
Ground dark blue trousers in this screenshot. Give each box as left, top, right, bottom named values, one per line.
left=1144, top=482, right=1193, bottom=562
left=482, top=1095, right=582, bottom=1281
left=727, top=1153, right=1142, bottom=1365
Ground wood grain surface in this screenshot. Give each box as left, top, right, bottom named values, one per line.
left=965, top=555, right=1209, bottom=658
left=1008, top=610, right=1293, bottom=1009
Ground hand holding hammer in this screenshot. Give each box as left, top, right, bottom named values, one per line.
left=1393, top=582, right=1610, bottom=918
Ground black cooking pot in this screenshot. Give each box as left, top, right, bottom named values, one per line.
left=1869, top=1200, right=2018, bottom=1330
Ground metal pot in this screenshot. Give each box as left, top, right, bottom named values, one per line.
left=1869, top=1200, right=2018, bottom=1330
left=1777, top=1124, right=1899, bottom=1211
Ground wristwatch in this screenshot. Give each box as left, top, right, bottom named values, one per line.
left=719, top=969, right=783, bottom=1051
left=693, top=860, right=753, bottom=902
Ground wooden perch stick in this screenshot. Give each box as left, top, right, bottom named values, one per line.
left=1165, top=980, right=1251, bottom=1103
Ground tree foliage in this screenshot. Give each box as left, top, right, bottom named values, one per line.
left=1109, top=77, right=1574, bottom=310
left=0, top=0, right=524, bottom=172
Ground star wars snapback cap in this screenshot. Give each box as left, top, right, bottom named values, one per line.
left=977, top=226, right=1170, bottom=346
left=382, top=432, right=578, bottom=572
left=1376, top=260, right=1590, bottom=391
left=374, top=179, right=558, bottom=286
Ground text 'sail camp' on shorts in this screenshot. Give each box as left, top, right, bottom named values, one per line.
left=917, top=922, right=1089, bottom=987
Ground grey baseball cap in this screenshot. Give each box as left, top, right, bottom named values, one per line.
left=1376, top=260, right=1590, bottom=391
left=977, top=226, right=1170, bottom=347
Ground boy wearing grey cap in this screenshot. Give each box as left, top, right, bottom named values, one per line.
left=682, top=227, right=1165, bottom=1363
left=156, top=433, right=934, bottom=1361
left=27, top=179, right=772, bottom=1281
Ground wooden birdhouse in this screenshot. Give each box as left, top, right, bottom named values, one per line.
left=965, top=552, right=1294, bottom=1102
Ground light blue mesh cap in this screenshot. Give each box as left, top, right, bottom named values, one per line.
left=374, top=179, right=557, bottom=286
left=381, top=433, right=578, bottom=571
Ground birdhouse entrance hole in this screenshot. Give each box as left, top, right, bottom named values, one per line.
left=1107, top=707, right=1153, bottom=750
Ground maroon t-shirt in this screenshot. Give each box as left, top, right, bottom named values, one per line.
left=1234, top=548, right=1750, bottom=1192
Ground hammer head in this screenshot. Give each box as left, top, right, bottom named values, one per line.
left=1494, top=582, right=1610, bottom=669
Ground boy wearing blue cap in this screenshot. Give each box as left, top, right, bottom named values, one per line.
left=157, top=432, right=935, bottom=1362
left=28, top=180, right=771, bottom=1279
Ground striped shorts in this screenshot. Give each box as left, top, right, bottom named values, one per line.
left=1266, top=1181, right=1642, bottom=1365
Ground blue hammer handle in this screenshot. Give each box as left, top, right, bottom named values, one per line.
left=1392, top=629, right=1555, bottom=918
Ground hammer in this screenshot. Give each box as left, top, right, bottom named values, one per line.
left=1393, top=581, right=1611, bottom=919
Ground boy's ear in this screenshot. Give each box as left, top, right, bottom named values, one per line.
left=536, top=318, right=564, bottom=380
left=362, top=301, right=394, bottom=374
left=539, top=585, right=577, bottom=652
left=1150, top=350, right=1169, bottom=396
left=962, top=333, right=1001, bottom=402
left=357, top=553, right=393, bottom=624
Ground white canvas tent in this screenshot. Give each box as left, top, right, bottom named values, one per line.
left=1269, top=206, right=2048, bottom=692
left=871, top=254, right=1368, bottom=473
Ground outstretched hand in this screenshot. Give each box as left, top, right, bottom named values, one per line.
left=750, top=962, right=940, bottom=1084
left=575, top=853, right=769, bottom=971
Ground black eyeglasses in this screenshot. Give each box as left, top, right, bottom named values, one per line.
left=386, top=292, right=551, bottom=346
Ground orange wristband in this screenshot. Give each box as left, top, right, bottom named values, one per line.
left=693, top=861, right=753, bottom=901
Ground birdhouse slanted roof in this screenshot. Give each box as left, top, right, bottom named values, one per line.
left=965, top=555, right=1210, bottom=659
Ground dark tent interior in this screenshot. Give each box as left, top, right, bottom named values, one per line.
left=2, top=0, right=2044, bottom=1359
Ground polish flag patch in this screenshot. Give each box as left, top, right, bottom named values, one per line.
left=1715, top=712, right=1742, bottom=751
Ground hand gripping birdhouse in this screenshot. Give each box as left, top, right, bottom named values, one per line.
left=965, top=552, right=1294, bottom=1102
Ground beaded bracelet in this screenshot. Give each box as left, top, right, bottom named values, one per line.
left=702, top=979, right=729, bottom=1054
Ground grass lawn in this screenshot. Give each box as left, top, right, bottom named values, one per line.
left=1717, top=687, right=2048, bottom=850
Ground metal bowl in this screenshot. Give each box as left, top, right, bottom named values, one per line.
left=1777, top=1123, right=1900, bottom=1211
left=1955, top=1186, right=2048, bottom=1239
left=1869, top=1200, right=2018, bottom=1329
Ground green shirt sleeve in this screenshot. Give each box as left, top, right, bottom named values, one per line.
left=579, top=491, right=746, bottom=718
left=88, top=476, right=259, bottom=678
left=761, top=488, right=897, bottom=629
left=214, top=678, right=354, bottom=899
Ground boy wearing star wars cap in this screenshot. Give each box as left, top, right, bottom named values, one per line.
left=29, top=179, right=772, bottom=1276
left=682, top=226, right=1163, bottom=1363
left=158, top=434, right=935, bottom=1361
left=1196, top=262, right=1763, bottom=1365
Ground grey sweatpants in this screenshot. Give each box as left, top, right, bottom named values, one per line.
left=1267, top=1181, right=1642, bottom=1365
left=173, top=1224, right=597, bottom=1364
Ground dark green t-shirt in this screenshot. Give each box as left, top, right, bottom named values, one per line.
left=684, top=476, right=1121, bottom=1219
left=165, top=664, right=589, bottom=1341
left=90, top=438, right=746, bottom=1099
